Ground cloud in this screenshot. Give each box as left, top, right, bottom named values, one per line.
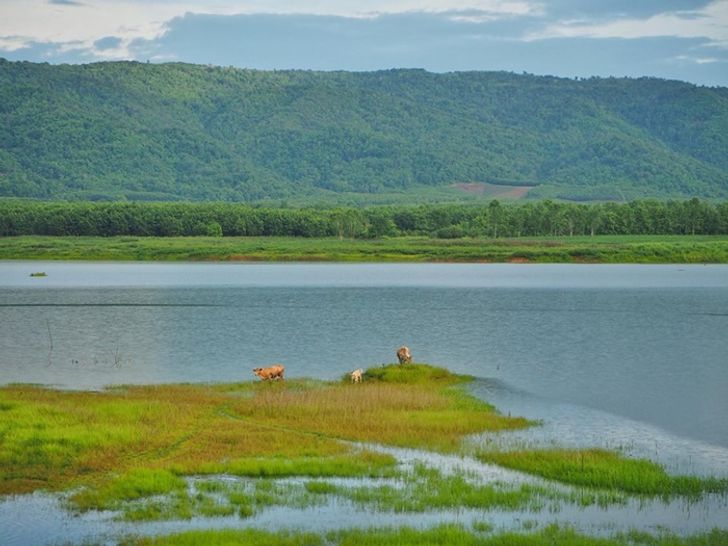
left=529, top=0, right=728, bottom=46
left=542, top=0, right=713, bottom=20
left=121, top=11, right=728, bottom=86
left=674, top=53, right=725, bottom=63
left=1, top=1, right=727, bottom=85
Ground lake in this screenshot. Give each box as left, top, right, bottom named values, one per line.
left=2, top=261, right=728, bottom=544
left=1, top=262, right=728, bottom=468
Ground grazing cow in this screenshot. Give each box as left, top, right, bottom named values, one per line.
left=253, top=364, right=285, bottom=381
left=396, top=346, right=412, bottom=364
left=350, top=368, right=363, bottom=383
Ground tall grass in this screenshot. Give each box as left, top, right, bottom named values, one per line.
left=222, top=366, right=529, bottom=452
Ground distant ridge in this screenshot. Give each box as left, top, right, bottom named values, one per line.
left=1, top=59, right=727, bottom=203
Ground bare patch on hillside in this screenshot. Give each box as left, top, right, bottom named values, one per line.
left=451, top=182, right=534, bottom=200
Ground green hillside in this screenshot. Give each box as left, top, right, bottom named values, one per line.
left=1, top=59, right=727, bottom=202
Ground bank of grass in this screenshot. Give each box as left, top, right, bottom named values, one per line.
left=121, top=524, right=728, bottom=546
left=0, top=364, right=527, bottom=503
left=2, top=235, right=728, bottom=263
left=477, top=449, right=728, bottom=498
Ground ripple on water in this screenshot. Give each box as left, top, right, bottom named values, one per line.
left=468, top=378, right=728, bottom=477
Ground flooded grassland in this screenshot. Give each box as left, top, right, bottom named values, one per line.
left=1, top=364, right=727, bottom=546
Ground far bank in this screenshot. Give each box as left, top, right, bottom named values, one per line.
left=1, top=234, right=727, bottom=263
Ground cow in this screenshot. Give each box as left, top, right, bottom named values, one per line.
left=396, top=346, right=412, bottom=364
left=350, top=368, right=363, bottom=383
left=253, top=364, right=285, bottom=381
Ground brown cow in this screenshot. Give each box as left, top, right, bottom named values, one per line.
left=253, top=364, right=285, bottom=381
left=396, top=346, right=412, bottom=364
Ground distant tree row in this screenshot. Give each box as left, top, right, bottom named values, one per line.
left=2, top=199, right=728, bottom=238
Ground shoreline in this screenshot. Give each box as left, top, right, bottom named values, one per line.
left=1, top=235, right=728, bottom=263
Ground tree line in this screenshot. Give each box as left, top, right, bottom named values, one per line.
left=2, top=199, right=728, bottom=238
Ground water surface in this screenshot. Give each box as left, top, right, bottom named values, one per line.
left=2, top=262, right=728, bottom=544
left=2, top=262, right=726, bottom=454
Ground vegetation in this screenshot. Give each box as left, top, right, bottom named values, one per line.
left=1, top=60, right=728, bottom=202
left=3, top=199, right=728, bottom=239
left=0, top=364, right=527, bottom=499
left=302, top=463, right=611, bottom=514
left=477, top=449, right=728, bottom=498
left=2, top=234, right=728, bottom=263
left=3, top=364, right=727, bottom=543
left=119, top=524, right=728, bottom=546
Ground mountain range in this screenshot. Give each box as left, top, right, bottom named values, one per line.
left=1, top=59, right=727, bottom=203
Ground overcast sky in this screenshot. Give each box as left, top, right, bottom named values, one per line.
left=1, top=0, right=727, bottom=86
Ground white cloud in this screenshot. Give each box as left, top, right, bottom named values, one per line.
left=0, top=0, right=539, bottom=59
left=0, top=1, right=537, bottom=41
left=674, top=54, right=724, bottom=64
left=0, top=36, right=30, bottom=52
left=527, top=0, right=728, bottom=46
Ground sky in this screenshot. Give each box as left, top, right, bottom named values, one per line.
left=1, top=0, right=727, bottom=86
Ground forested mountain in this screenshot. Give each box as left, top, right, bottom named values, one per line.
left=1, top=59, right=727, bottom=202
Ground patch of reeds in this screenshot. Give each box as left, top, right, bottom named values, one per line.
left=70, top=468, right=185, bottom=512
left=223, top=364, right=530, bottom=452
left=477, top=449, right=728, bottom=498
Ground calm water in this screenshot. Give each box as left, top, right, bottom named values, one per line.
left=1, top=262, right=727, bottom=454
left=2, top=262, right=728, bottom=544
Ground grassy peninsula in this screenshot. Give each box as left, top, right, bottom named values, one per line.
left=0, top=364, right=528, bottom=498
left=2, top=364, right=727, bottom=546
left=3, top=234, right=728, bottom=263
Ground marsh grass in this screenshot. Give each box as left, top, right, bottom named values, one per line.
left=0, top=364, right=524, bottom=508
left=477, top=449, right=728, bottom=498
left=2, top=235, right=728, bottom=263
left=224, top=365, right=530, bottom=452
left=70, top=469, right=186, bottom=512
left=77, top=461, right=628, bottom=523
left=303, top=464, right=624, bottom=514
left=121, top=524, right=728, bottom=546
left=315, top=465, right=539, bottom=513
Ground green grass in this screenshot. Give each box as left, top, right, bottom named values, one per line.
left=63, top=461, right=628, bottom=523
left=0, top=364, right=526, bottom=503
left=2, top=235, right=728, bottom=263
left=308, top=464, right=543, bottom=513
left=71, top=469, right=186, bottom=512
left=4, top=363, right=727, bottom=537
left=123, top=528, right=324, bottom=546
left=120, top=524, right=728, bottom=546
left=477, top=449, right=728, bottom=498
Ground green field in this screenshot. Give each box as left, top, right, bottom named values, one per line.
left=2, top=235, right=728, bottom=263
